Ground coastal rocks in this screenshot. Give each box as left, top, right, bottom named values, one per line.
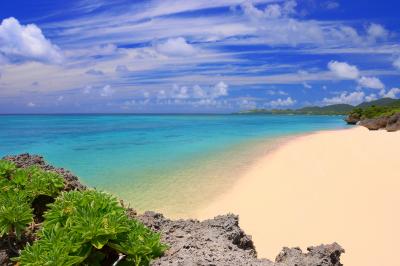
left=275, top=243, right=344, bottom=266
left=2, top=153, right=86, bottom=191
left=136, top=211, right=271, bottom=266
left=134, top=211, right=345, bottom=266
left=345, top=113, right=361, bottom=125
left=359, top=116, right=389, bottom=130
left=386, top=113, right=400, bottom=132
left=345, top=112, right=400, bottom=132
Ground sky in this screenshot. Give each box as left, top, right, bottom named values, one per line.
left=0, top=0, right=400, bottom=113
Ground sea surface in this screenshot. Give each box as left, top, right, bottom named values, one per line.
left=0, top=114, right=349, bottom=217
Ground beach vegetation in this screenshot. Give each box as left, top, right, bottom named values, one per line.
left=0, top=160, right=167, bottom=265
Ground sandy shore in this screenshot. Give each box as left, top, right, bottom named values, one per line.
left=196, top=126, right=400, bottom=265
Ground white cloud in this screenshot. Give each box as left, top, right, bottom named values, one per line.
left=365, top=93, right=377, bottom=102
left=266, top=89, right=288, bottom=95
left=380, top=88, right=400, bottom=98
left=0, top=17, right=63, bottom=64
left=100, top=85, right=115, bottom=97
left=242, top=0, right=297, bottom=19
left=212, top=81, right=228, bottom=98
left=159, top=82, right=228, bottom=100
left=322, top=91, right=365, bottom=105
left=357, top=76, right=385, bottom=89
left=154, top=37, right=197, bottom=57
left=268, top=97, right=296, bottom=108
left=328, top=60, right=360, bottom=79
left=393, top=57, right=400, bottom=70
left=327, top=60, right=384, bottom=89
left=27, top=102, right=36, bottom=107
left=367, top=23, right=388, bottom=42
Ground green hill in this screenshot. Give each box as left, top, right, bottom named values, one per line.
left=356, top=98, right=400, bottom=108
left=297, top=104, right=354, bottom=115
left=239, top=98, right=400, bottom=116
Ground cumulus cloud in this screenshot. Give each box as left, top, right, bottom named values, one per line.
left=154, top=37, right=197, bottom=57
left=27, top=102, right=36, bottom=107
left=100, top=85, right=115, bottom=97
left=0, top=17, right=63, bottom=64
left=327, top=60, right=385, bottom=89
left=357, top=76, right=385, bottom=89
left=268, top=97, right=296, bottom=108
left=322, top=91, right=366, bottom=105
left=367, top=23, right=388, bottom=42
left=242, top=0, right=297, bottom=19
left=328, top=61, right=360, bottom=79
left=380, top=88, right=400, bottom=98
left=159, top=82, right=228, bottom=100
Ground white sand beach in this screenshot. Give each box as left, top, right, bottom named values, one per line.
left=197, top=126, right=400, bottom=265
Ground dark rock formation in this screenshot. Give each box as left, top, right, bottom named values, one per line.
left=386, top=113, right=400, bottom=132
left=2, top=153, right=86, bottom=191
left=345, top=113, right=360, bottom=125
left=133, top=211, right=344, bottom=266
left=1, top=154, right=345, bottom=266
left=345, top=112, right=400, bottom=132
left=275, top=243, right=344, bottom=266
left=360, top=116, right=389, bottom=130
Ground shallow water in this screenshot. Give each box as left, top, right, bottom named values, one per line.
left=0, top=114, right=349, bottom=217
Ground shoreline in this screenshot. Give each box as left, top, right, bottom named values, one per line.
left=196, top=126, right=400, bottom=265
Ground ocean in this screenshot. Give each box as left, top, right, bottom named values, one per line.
left=0, top=114, right=349, bottom=217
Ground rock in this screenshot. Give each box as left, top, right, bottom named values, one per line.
left=2, top=153, right=86, bottom=191
left=386, top=113, right=400, bottom=132
left=134, top=212, right=345, bottom=266
left=136, top=212, right=273, bottom=266
left=359, top=116, right=389, bottom=130
left=345, top=113, right=360, bottom=125
left=275, top=243, right=344, bottom=266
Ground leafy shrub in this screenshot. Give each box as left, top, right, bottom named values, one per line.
left=17, top=190, right=167, bottom=265
left=0, top=160, right=16, bottom=179
left=109, top=219, right=167, bottom=266
left=0, top=191, right=33, bottom=239
left=350, top=105, right=400, bottom=119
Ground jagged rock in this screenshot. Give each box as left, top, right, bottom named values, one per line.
left=136, top=212, right=273, bottom=266
left=2, top=153, right=86, bottom=191
left=345, top=113, right=360, bottom=125
left=359, top=116, right=389, bottom=130
left=135, top=211, right=344, bottom=266
left=386, top=113, right=400, bottom=132
left=275, top=243, right=344, bottom=266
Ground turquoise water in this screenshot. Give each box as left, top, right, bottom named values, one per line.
left=0, top=115, right=348, bottom=216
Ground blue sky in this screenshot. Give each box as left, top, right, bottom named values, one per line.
left=0, top=0, right=399, bottom=113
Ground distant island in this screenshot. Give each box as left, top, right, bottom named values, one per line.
left=239, top=97, right=400, bottom=116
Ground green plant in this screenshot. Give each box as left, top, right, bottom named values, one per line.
left=16, top=225, right=86, bottom=266
left=109, top=219, right=167, bottom=266
left=25, top=167, right=65, bottom=199
left=0, top=160, right=16, bottom=179
left=23, top=190, right=168, bottom=265
left=0, top=191, right=33, bottom=239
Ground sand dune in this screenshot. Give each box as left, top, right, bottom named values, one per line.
left=197, top=126, right=400, bottom=265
